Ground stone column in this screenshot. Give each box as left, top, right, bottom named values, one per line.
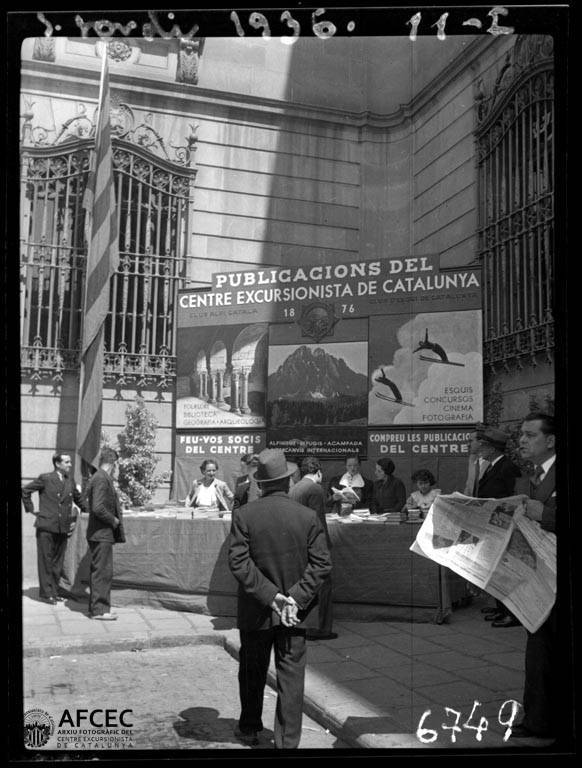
left=208, top=371, right=217, bottom=405
left=197, top=371, right=205, bottom=399
left=216, top=369, right=227, bottom=409
left=202, top=370, right=209, bottom=400
left=240, top=370, right=251, bottom=414
left=230, top=368, right=241, bottom=414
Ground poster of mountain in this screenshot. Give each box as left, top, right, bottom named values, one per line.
left=175, top=322, right=268, bottom=429
left=267, top=342, right=368, bottom=427
left=368, top=310, right=483, bottom=426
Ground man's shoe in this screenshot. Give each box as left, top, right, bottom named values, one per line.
left=484, top=612, right=504, bottom=621
left=40, top=597, right=58, bottom=605
left=510, top=724, right=554, bottom=739
left=234, top=726, right=259, bottom=746
left=492, top=615, right=521, bottom=628
left=480, top=606, right=498, bottom=614
left=55, top=596, right=66, bottom=602
left=91, top=612, right=118, bottom=621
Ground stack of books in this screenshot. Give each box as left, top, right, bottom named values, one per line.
left=406, top=507, right=422, bottom=522
left=383, top=512, right=405, bottom=525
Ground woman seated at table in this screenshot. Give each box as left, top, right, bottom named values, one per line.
left=185, top=460, right=234, bottom=513
left=327, top=454, right=373, bottom=514
left=404, top=469, right=441, bottom=518
left=370, top=458, right=407, bottom=515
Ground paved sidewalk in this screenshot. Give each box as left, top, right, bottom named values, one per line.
left=21, top=591, right=552, bottom=750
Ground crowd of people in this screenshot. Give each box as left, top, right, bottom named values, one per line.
left=21, top=411, right=558, bottom=747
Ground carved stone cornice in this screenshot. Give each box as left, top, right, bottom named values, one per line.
left=32, top=38, right=56, bottom=62
left=176, top=39, right=201, bottom=85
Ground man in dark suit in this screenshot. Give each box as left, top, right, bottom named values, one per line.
left=86, top=447, right=125, bottom=621
left=228, top=449, right=331, bottom=749
left=511, top=412, right=557, bottom=740
left=22, top=452, right=86, bottom=604
left=233, top=453, right=260, bottom=510
left=289, top=455, right=336, bottom=641
left=476, top=426, right=522, bottom=628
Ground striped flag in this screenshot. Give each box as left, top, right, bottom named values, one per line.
left=76, top=51, right=119, bottom=471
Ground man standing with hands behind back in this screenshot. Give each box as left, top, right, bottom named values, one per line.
left=86, top=447, right=125, bottom=621
left=511, top=412, right=557, bottom=741
left=228, top=448, right=331, bottom=749
left=22, top=452, right=86, bottom=604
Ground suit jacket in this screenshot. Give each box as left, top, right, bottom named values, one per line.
left=86, top=469, right=126, bottom=544
left=477, top=455, right=521, bottom=500
left=228, top=490, right=331, bottom=631
left=370, top=475, right=407, bottom=515
left=185, top=478, right=233, bottom=511
left=289, top=477, right=330, bottom=545
left=464, top=458, right=490, bottom=496
left=22, top=471, right=85, bottom=534
left=233, top=474, right=260, bottom=510
left=515, top=463, right=556, bottom=533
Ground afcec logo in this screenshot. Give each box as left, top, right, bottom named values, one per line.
left=24, top=709, right=55, bottom=748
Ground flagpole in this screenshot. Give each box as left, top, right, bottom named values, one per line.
left=74, top=43, right=109, bottom=486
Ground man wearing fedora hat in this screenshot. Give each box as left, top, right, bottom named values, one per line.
left=228, top=448, right=332, bottom=749
left=476, top=425, right=522, bottom=628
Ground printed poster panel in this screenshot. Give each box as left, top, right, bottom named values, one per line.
left=368, top=428, right=474, bottom=496
left=174, top=432, right=266, bottom=501
left=177, top=256, right=482, bottom=455
left=368, top=310, right=483, bottom=426
left=176, top=322, right=268, bottom=429
left=266, top=318, right=368, bottom=455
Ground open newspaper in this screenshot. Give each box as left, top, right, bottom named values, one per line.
left=410, top=493, right=556, bottom=633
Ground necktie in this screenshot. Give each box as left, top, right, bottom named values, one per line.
left=532, top=465, right=544, bottom=486
left=471, top=460, right=481, bottom=496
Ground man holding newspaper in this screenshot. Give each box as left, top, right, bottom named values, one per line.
left=511, top=412, right=557, bottom=740
left=411, top=412, right=557, bottom=742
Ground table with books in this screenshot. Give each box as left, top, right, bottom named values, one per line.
left=59, top=505, right=467, bottom=623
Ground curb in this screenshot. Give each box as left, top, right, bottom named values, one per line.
left=23, top=632, right=224, bottom=659
left=221, top=635, right=364, bottom=749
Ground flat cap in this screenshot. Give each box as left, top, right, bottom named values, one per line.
left=479, top=426, right=509, bottom=449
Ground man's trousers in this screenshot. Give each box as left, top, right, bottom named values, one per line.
left=88, top=540, right=114, bottom=617
left=522, top=604, right=557, bottom=736
left=36, top=529, right=68, bottom=600
left=238, top=627, right=306, bottom=748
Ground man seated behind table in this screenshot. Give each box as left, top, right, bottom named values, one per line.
left=233, top=454, right=261, bottom=510
left=370, top=458, right=407, bottom=516
left=185, top=459, right=234, bottom=512
left=327, top=455, right=373, bottom=514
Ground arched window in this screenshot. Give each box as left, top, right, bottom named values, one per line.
left=20, top=111, right=197, bottom=390
left=476, top=36, right=554, bottom=371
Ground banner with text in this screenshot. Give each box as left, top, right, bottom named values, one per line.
left=174, top=432, right=266, bottom=501
left=176, top=255, right=482, bottom=463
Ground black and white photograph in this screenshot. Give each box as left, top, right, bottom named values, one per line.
left=5, top=4, right=573, bottom=761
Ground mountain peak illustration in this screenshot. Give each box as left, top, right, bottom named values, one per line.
left=268, top=345, right=367, bottom=400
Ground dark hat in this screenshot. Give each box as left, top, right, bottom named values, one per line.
left=479, top=426, right=509, bottom=450
left=252, top=449, right=298, bottom=484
